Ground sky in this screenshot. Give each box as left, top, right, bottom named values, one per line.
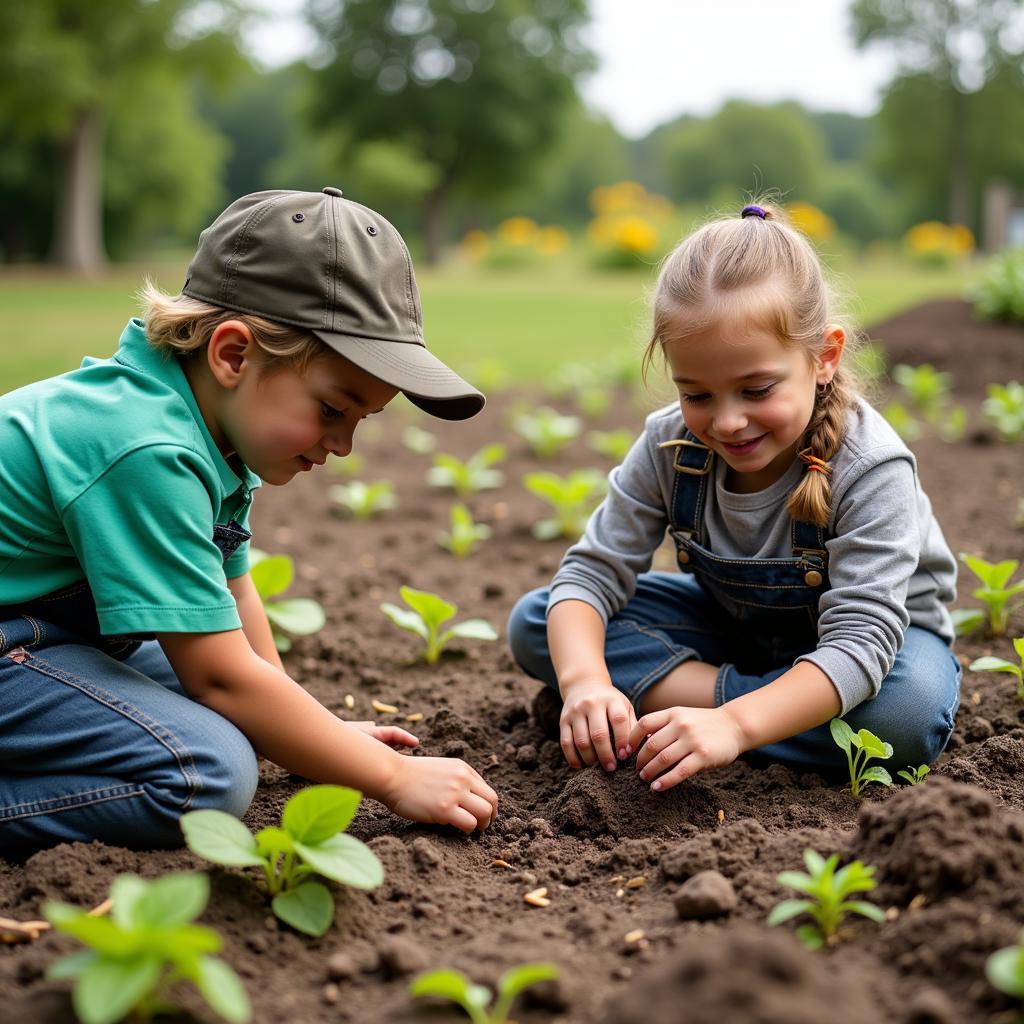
left=243, top=0, right=899, bottom=138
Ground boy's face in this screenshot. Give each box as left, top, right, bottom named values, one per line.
left=222, top=349, right=399, bottom=485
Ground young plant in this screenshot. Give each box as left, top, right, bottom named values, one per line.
left=326, top=452, right=365, bottom=477
left=983, top=381, right=1024, bottom=441
left=881, top=402, right=922, bottom=443
left=987, top=928, right=1024, bottom=1000
left=513, top=406, right=582, bottom=458
left=249, top=549, right=326, bottom=652
left=380, top=585, right=498, bottom=664
left=524, top=469, right=606, bottom=540
left=970, top=637, right=1024, bottom=699
left=180, top=785, right=382, bottom=938
left=402, top=424, right=437, bottom=454
left=952, top=553, right=1024, bottom=637
left=587, top=428, right=634, bottom=462
left=892, top=363, right=953, bottom=422
left=410, top=963, right=560, bottom=1024
left=767, top=849, right=886, bottom=950
left=830, top=718, right=893, bottom=798
left=328, top=480, right=398, bottom=520
left=428, top=444, right=506, bottom=497
left=44, top=872, right=250, bottom=1024
left=438, top=503, right=492, bottom=559
left=896, top=764, right=931, bottom=785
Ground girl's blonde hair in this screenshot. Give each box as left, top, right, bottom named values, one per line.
left=643, top=198, right=864, bottom=528
left=139, top=279, right=326, bottom=373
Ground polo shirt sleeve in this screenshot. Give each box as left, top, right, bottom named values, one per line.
left=61, top=443, right=242, bottom=634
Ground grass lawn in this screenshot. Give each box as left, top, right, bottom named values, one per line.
left=0, top=256, right=980, bottom=395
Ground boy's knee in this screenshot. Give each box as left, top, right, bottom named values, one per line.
left=191, top=727, right=259, bottom=819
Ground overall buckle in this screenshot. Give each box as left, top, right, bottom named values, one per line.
left=659, top=438, right=713, bottom=475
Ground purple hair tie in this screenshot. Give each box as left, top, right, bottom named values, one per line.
left=741, top=204, right=767, bottom=220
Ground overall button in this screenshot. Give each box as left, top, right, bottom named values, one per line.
left=804, top=569, right=823, bottom=586
left=677, top=548, right=690, bottom=565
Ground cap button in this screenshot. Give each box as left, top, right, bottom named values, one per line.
left=322, top=186, right=344, bottom=198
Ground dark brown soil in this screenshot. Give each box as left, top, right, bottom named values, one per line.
left=3, top=299, right=1024, bottom=1024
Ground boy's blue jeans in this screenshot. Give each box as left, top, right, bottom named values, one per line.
left=0, top=614, right=258, bottom=855
left=508, top=573, right=962, bottom=776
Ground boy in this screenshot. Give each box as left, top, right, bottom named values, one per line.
left=0, top=188, right=498, bottom=853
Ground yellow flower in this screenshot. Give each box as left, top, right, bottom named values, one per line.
left=497, top=217, right=538, bottom=246
left=949, top=223, right=975, bottom=255
left=786, top=202, right=835, bottom=242
left=460, top=229, right=489, bottom=261
left=537, top=225, right=569, bottom=255
left=613, top=216, right=659, bottom=254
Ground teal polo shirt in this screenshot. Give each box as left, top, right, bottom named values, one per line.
left=0, top=318, right=261, bottom=634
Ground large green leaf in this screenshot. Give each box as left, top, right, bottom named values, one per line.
left=250, top=554, right=294, bottom=600
left=109, top=875, right=148, bottom=930
left=400, top=585, right=456, bottom=629
left=43, top=905, right=138, bottom=958
left=195, top=956, right=252, bottom=1023
left=74, top=955, right=163, bottom=1024
left=497, top=962, right=560, bottom=999
left=180, top=810, right=264, bottom=867
left=282, top=785, right=360, bottom=845
left=265, top=598, right=325, bottom=636
left=969, top=656, right=1019, bottom=675
left=445, top=619, right=499, bottom=642
left=380, top=602, right=429, bottom=639
left=133, top=872, right=208, bottom=929
left=987, top=945, right=1024, bottom=997
left=293, top=833, right=383, bottom=889
left=829, top=718, right=855, bottom=753
left=860, top=766, right=893, bottom=788
left=272, top=882, right=334, bottom=937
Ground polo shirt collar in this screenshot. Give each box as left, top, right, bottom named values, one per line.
left=114, top=319, right=261, bottom=498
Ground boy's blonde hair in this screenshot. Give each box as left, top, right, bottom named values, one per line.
left=643, top=198, right=864, bottom=528
left=140, top=279, right=326, bottom=373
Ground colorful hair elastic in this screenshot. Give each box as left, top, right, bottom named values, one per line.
left=741, top=205, right=767, bottom=220
left=799, top=450, right=831, bottom=476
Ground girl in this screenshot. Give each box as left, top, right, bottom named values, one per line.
left=0, top=188, right=498, bottom=853
left=509, top=200, right=960, bottom=790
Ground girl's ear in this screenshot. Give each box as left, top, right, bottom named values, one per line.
left=816, top=325, right=846, bottom=384
left=207, top=321, right=256, bottom=389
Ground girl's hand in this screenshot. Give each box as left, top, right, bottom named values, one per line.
left=628, top=706, right=746, bottom=790
left=559, top=680, right=637, bottom=772
left=347, top=720, right=419, bottom=748
left=382, top=756, right=498, bottom=834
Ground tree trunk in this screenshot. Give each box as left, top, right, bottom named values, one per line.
left=420, top=178, right=451, bottom=266
left=948, top=84, right=971, bottom=229
left=51, top=107, right=106, bottom=274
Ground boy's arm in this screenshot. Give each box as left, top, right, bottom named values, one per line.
left=158, top=629, right=497, bottom=832
left=226, top=571, right=285, bottom=672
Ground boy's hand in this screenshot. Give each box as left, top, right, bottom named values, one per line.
left=559, top=680, right=636, bottom=772
left=628, top=706, right=745, bottom=790
left=347, top=720, right=419, bottom=748
left=382, top=756, right=498, bottom=834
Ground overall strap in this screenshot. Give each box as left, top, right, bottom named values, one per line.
left=659, top=430, right=713, bottom=544
left=790, top=518, right=829, bottom=567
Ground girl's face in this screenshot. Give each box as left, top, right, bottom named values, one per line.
left=218, top=349, right=398, bottom=485
left=664, top=317, right=842, bottom=493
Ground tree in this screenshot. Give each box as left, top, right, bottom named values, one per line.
left=851, top=0, right=1024, bottom=228
left=0, top=0, right=247, bottom=272
left=305, top=0, right=594, bottom=263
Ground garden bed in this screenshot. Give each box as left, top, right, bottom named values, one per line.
left=3, top=298, right=1024, bottom=1024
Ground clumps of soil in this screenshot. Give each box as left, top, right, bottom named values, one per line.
left=855, top=776, right=1024, bottom=902
left=942, top=733, right=1024, bottom=809
left=600, top=925, right=886, bottom=1024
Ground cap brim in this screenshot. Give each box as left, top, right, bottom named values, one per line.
left=313, top=331, right=485, bottom=421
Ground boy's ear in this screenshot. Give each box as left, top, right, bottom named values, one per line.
left=207, top=321, right=256, bottom=389
left=816, top=325, right=846, bottom=384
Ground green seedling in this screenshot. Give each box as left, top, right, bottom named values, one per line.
left=438, top=503, right=492, bottom=559
left=44, top=872, right=250, bottom=1024
left=428, top=444, right=507, bottom=496
left=952, top=553, right=1024, bottom=637
left=987, top=927, right=1024, bottom=1000
left=249, top=550, right=326, bottom=653
left=587, top=428, right=634, bottom=462
left=892, top=363, right=953, bottom=421
left=897, top=764, right=931, bottom=785
left=410, top=963, right=560, bottom=1024
left=983, top=381, right=1024, bottom=441
left=380, top=585, right=498, bottom=664
left=513, top=406, right=582, bottom=458
left=328, top=480, right=398, bottom=520
left=767, top=848, right=886, bottom=950
left=181, top=785, right=382, bottom=938
left=402, top=425, right=437, bottom=454
left=938, top=404, right=967, bottom=442
left=881, top=402, right=922, bottom=442
left=326, top=452, right=365, bottom=477
left=830, top=718, right=893, bottom=798
left=970, top=638, right=1024, bottom=699
left=524, top=469, right=607, bottom=540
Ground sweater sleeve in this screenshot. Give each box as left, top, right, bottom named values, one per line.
left=547, top=428, right=669, bottom=622
left=796, top=454, right=918, bottom=714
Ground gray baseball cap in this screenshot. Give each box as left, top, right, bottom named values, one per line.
left=182, top=188, right=484, bottom=420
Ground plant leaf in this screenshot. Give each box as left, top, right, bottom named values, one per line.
left=380, top=602, right=429, bottom=639
left=794, top=923, right=824, bottom=950
left=249, top=554, right=294, bottom=600
left=133, top=872, right=209, bottom=929
left=74, top=955, right=163, bottom=1024
left=987, top=945, right=1024, bottom=998
left=265, top=598, right=325, bottom=637
left=293, top=834, right=383, bottom=890
left=181, top=810, right=264, bottom=867
left=829, top=718, right=855, bottom=753
left=446, top=619, right=499, bottom=641
left=841, top=900, right=886, bottom=923
left=860, top=766, right=893, bottom=787
left=255, top=825, right=294, bottom=859
left=282, top=785, right=361, bottom=845
left=109, top=875, right=148, bottom=930
left=969, top=656, right=1019, bottom=674
left=400, top=585, right=456, bottom=629
left=272, top=882, right=334, bottom=937
left=951, top=608, right=985, bottom=636
left=195, top=956, right=252, bottom=1023
left=767, top=899, right=814, bottom=925
left=777, top=871, right=815, bottom=895
left=46, top=949, right=99, bottom=981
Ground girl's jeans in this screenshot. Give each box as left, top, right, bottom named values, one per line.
left=508, top=573, right=962, bottom=776
left=0, top=614, right=258, bottom=856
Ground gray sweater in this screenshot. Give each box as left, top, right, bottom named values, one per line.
left=548, top=398, right=957, bottom=714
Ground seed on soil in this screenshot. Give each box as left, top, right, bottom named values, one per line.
left=0, top=918, right=50, bottom=943
left=609, top=874, right=626, bottom=883
left=624, top=929, right=645, bottom=943
left=615, top=888, right=625, bottom=898
left=909, top=893, right=928, bottom=910
left=885, top=907, right=900, bottom=921
left=405, top=711, right=423, bottom=722
left=372, top=699, right=399, bottom=714
left=87, top=898, right=113, bottom=917
left=524, top=887, right=551, bottom=907
left=491, top=859, right=512, bottom=869
left=971, top=691, right=981, bottom=705
left=322, top=983, right=340, bottom=1005
left=343, top=694, right=355, bottom=709
left=625, top=875, right=646, bottom=889
left=716, top=808, right=725, bottom=825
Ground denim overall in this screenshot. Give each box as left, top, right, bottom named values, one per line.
left=507, top=430, right=961, bottom=776
left=0, top=510, right=259, bottom=855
